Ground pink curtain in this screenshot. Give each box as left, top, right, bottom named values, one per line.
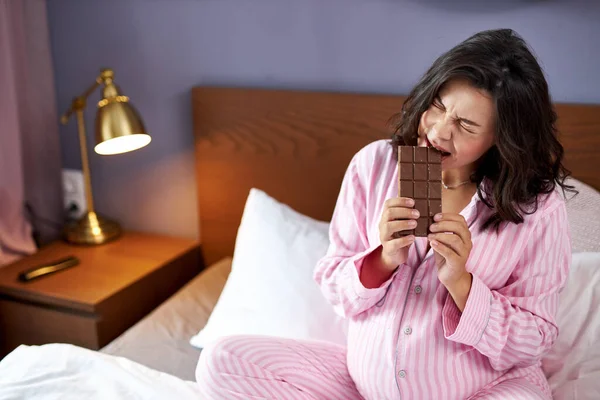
left=0, top=0, right=62, bottom=266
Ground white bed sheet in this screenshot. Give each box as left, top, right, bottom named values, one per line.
left=0, top=343, right=200, bottom=400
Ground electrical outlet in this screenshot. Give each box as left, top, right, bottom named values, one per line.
left=62, top=169, right=86, bottom=220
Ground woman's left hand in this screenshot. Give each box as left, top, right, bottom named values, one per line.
left=428, top=213, right=472, bottom=290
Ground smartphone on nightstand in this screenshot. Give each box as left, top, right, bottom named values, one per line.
left=18, top=256, right=80, bottom=282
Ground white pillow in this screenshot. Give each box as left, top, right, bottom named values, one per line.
left=190, top=188, right=347, bottom=348
left=542, top=252, right=600, bottom=399
left=564, top=178, right=600, bottom=253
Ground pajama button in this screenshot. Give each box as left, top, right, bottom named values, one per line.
left=398, top=370, right=406, bottom=378
left=415, top=285, right=422, bottom=294
left=404, top=327, right=412, bottom=335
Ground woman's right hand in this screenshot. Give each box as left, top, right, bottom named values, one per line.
left=378, top=197, right=418, bottom=271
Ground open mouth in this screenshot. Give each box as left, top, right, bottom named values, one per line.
left=425, top=137, right=451, bottom=158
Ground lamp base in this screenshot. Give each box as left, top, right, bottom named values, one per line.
left=64, top=211, right=122, bottom=245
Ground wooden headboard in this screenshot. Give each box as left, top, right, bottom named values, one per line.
left=193, top=87, right=600, bottom=265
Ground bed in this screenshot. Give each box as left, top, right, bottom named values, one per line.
left=1, top=87, right=600, bottom=399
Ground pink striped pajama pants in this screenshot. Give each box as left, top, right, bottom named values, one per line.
left=195, top=335, right=548, bottom=400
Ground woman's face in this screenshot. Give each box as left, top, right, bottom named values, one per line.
left=418, top=79, right=496, bottom=173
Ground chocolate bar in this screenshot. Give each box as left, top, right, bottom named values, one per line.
left=393, top=146, right=442, bottom=237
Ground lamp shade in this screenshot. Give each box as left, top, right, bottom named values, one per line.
left=94, top=83, right=151, bottom=155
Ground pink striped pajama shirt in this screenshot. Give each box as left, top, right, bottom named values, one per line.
left=196, top=139, right=571, bottom=399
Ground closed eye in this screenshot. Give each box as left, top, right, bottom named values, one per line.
left=459, top=117, right=481, bottom=128
left=459, top=122, right=476, bottom=133
left=458, top=118, right=480, bottom=134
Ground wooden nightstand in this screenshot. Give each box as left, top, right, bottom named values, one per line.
left=0, top=232, right=202, bottom=358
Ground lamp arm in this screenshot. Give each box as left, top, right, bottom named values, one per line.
left=60, top=76, right=103, bottom=125
left=58, top=71, right=112, bottom=215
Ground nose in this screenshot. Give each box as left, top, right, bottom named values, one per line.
left=425, top=111, right=453, bottom=143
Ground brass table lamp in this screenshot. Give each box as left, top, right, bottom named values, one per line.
left=60, top=68, right=151, bottom=245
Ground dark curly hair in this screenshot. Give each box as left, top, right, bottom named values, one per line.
left=390, top=28, right=575, bottom=231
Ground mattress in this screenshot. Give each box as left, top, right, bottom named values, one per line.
left=100, top=257, right=232, bottom=381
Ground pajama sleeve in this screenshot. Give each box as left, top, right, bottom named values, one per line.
left=313, top=151, right=400, bottom=318
left=442, top=201, right=570, bottom=371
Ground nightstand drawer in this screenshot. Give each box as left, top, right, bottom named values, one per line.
left=0, top=299, right=100, bottom=353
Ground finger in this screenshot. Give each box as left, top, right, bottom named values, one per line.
left=428, top=221, right=471, bottom=244
left=428, top=233, right=466, bottom=257
left=384, top=206, right=420, bottom=222
left=384, top=220, right=418, bottom=239
left=433, top=213, right=467, bottom=224
left=430, top=239, right=459, bottom=265
left=387, top=235, right=416, bottom=250
left=384, top=197, right=415, bottom=209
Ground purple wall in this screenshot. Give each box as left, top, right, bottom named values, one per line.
left=46, top=0, right=600, bottom=240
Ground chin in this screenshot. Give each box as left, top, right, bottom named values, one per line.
left=444, top=158, right=476, bottom=172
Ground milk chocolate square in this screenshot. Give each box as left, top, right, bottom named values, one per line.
left=414, top=182, right=428, bottom=198
left=414, top=199, right=428, bottom=217
left=400, top=163, right=413, bottom=180
left=429, top=199, right=442, bottom=217
left=400, top=181, right=413, bottom=197
left=428, top=147, right=442, bottom=163
left=414, top=147, right=428, bottom=163
left=414, top=164, right=428, bottom=181
left=400, top=146, right=414, bottom=162
left=429, top=181, right=442, bottom=199
left=393, top=145, right=443, bottom=238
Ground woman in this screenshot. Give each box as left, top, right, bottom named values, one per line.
left=196, top=28, right=572, bottom=399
